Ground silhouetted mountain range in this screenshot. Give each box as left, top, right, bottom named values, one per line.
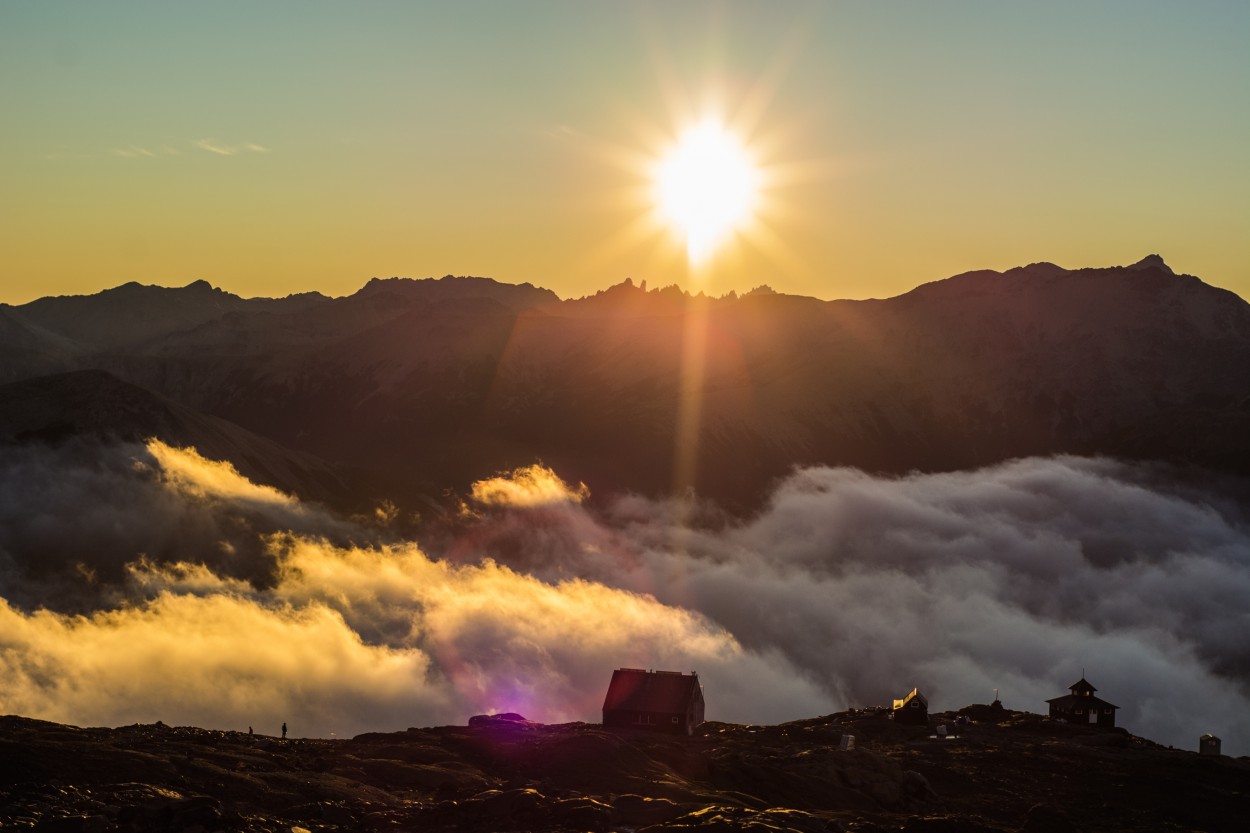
left=3, top=258, right=1248, bottom=509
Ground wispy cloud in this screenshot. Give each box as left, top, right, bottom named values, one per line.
left=546, top=124, right=581, bottom=138
left=110, top=145, right=160, bottom=159
left=192, top=138, right=270, bottom=156
left=542, top=123, right=588, bottom=143
left=97, top=139, right=270, bottom=160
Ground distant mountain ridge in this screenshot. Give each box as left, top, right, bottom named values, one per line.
left=3, top=258, right=1248, bottom=510
left=8, top=274, right=556, bottom=352
left=0, top=369, right=347, bottom=506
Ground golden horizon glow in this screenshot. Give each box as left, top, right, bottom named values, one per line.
left=653, top=119, right=760, bottom=266
left=1, top=5, right=1246, bottom=304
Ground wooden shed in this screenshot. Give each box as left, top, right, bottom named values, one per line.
left=1046, top=677, right=1119, bottom=728
left=602, top=668, right=705, bottom=735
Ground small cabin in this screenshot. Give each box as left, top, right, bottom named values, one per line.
left=602, top=668, right=705, bottom=735
left=1046, top=677, right=1119, bottom=728
left=1199, top=734, right=1221, bottom=756
left=892, top=688, right=929, bottom=725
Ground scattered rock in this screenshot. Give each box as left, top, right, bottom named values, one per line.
left=467, top=712, right=536, bottom=728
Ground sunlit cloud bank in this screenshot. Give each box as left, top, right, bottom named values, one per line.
left=0, top=442, right=819, bottom=736
left=468, top=463, right=590, bottom=507
left=0, top=442, right=1247, bottom=755
left=145, top=440, right=297, bottom=510
left=0, top=542, right=788, bottom=737
left=0, top=440, right=362, bottom=607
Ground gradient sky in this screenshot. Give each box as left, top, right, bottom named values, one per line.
left=2, top=1, right=1247, bottom=305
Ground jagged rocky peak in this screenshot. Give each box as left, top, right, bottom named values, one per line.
left=353, top=275, right=559, bottom=309
left=1128, top=254, right=1174, bottom=274
left=604, top=277, right=641, bottom=292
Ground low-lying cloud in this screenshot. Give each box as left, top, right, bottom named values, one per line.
left=0, top=441, right=1246, bottom=755
left=0, top=442, right=818, bottom=736
left=468, top=463, right=589, bottom=507
left=466, top=459, right=1250, bottom=753
left=0, top=439, right=369, bottom=609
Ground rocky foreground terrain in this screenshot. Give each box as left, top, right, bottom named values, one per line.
left=2, top=706, right=1245, bottom=833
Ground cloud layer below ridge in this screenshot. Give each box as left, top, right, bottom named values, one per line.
left=0, top=440, right=1246, bottom=754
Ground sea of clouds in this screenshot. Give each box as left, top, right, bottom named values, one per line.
left=0, top=439, right=1246, bottom=755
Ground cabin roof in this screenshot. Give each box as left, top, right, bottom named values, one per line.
left=1067, top=677, right=1097, bottom=694
left=892, top=687, right=928, bottom=710
left=1046, top=693, right=1119, bottom=710
left=603, top=668, right=700, bottom=714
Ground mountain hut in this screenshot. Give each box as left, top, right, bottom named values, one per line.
left=602, top=668, right=705, bottom=735
left=1199, top=734, right=1221, bottom=756
left=892, top=688, right=929, bottom=725
left=1046, top=677, right=1119, bottom=727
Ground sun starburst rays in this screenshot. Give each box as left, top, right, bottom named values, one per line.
left=653, top=119, right=759, bottom=266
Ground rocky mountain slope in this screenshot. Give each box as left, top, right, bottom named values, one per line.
left=2, top=707, right=1245, bottom=833
left=3, top=258, right=1248, bottom=510
left=0, top=370, right=348, bottom=507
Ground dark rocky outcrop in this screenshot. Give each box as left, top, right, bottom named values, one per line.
left=2, top=707, right=1246, bottom=832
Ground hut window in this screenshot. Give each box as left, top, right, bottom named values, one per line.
left=671, top=716, right=679, bottom=724
left=1075, top=709, right=1083, bottom=715
left=1103, top=708, right=1112, bottom=714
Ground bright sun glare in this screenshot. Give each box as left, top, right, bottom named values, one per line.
left=654, top=119, right=759, bottom=266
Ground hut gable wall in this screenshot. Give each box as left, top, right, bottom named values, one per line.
left=602, top=668, right=704, bottom=735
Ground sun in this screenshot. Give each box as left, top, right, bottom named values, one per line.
left=653, top=119, right=760, bottom=266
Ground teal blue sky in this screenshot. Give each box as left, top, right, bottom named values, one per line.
left=2, top=1, right=1247, bottom=303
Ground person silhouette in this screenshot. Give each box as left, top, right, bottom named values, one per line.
left=248, top=726, right=253, bottom=736
left=281, top=722, right=287, bottom=740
